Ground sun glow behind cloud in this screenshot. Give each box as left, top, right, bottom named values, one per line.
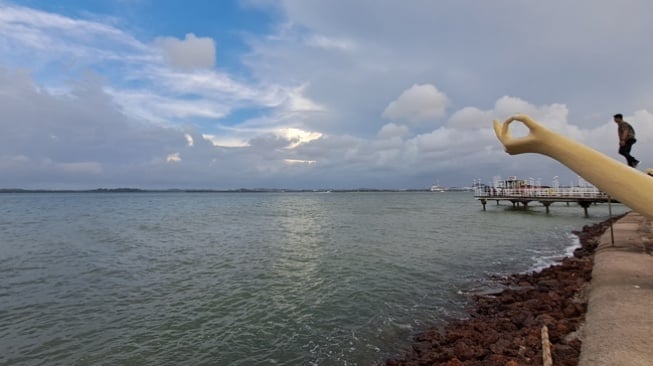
left=277, top=127, right=323, bottom=149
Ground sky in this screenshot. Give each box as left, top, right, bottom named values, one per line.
left=1, top=0, right=653, bottom=190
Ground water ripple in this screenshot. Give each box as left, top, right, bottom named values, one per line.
left=0, top=192, right=629, bottom=365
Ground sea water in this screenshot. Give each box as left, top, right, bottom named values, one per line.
left=0, top=192, right=629, bottom=365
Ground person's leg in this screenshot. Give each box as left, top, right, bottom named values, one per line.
left=619, top=145, right=631, bottom=165
left=628, top=139, right=639, bottom=166
left=621, top=140, right=638, bottom=167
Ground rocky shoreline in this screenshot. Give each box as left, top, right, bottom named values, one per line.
left=385, top=215, right=623, bottom=366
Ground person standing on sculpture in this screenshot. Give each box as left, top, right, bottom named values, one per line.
left=614, top=113, right=639, bottom=168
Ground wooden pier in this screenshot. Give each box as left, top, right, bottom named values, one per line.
left=474, top=186, right=613, bottom=216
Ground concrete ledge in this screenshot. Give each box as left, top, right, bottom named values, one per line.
left=579, top=212, right=653, bottom=366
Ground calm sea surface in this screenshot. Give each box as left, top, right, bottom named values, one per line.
left=0, top=192, right=629, bottom=365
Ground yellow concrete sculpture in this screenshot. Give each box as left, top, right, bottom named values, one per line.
left=493, top=114, right=652, bottom=219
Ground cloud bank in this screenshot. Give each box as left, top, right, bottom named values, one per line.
left=1, top=1, right=652, bottom=189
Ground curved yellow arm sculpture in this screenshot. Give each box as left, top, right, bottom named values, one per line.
left=493, top=114, right=653, bottom=219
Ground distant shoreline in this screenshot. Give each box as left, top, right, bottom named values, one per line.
left=0, top=188, right=474, bottom=194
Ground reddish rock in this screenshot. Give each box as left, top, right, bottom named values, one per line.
left=385, top=215, right=623, bottom=366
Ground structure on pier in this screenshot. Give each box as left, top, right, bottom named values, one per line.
left=474, top=176, right=613, bottom=216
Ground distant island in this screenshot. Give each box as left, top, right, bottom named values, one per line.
left=0, top=187, right=474, bottom=193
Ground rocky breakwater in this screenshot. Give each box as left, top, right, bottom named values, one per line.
left=386, top=216, right=621, bottom=366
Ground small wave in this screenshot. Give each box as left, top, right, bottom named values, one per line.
left=564, top=232, right=581, bottom=257
left=529, top=232, right=580, bottom=272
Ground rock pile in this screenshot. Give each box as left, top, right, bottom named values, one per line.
left=386, top=216, right=620, bottom=366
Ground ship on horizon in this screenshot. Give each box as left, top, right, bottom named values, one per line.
left=430, top=184, right=446, bottom=192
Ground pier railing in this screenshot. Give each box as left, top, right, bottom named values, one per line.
left=474, top=186, right=612, bottom=216
left=474, top=186, right=608, bottom=199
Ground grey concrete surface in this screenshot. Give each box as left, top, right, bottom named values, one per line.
left=578, top=212, right=653, bottom=366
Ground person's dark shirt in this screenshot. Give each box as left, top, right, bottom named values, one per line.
left=618, top=121, right=636, bottom=142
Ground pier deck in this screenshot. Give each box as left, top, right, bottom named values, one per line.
left=474, top=187, right=613, bottom=216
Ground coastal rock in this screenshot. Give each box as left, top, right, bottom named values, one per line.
left=385, top=215, right=621, bottom=366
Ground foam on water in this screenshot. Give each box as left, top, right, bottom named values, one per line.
left=528, top=232, right=581, bottom=273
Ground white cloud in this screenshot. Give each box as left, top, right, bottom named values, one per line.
left=284, top=84, right=325, bottom=112
left=448, top=107, right=495, bottom=130
left=494, top=96, right=540, bottom=120
left=382, top=84, right=449, bottom=126
left=305, top=34, right=355, bottom=51
left=166, top=153, right=181, bottom=163
left=284, top=158, right=317, bottom=164
left=3, top=2, right=653, bottom=189
left=3, top=62, right=650, bottom=189
left=185, top=133, right=194, bottom=147
left=107, top=88, right=231, bottom=122
left=377, top=123, right=409, bottom=139
left=202, top=134, right=250, bottom=148
left=0, top=3, right=152, bottom=68
left=0, top=3, right=316, bottom=133
left=155, top=33, right=216, bottom=69
left=413, top=127, right=457, bottom=153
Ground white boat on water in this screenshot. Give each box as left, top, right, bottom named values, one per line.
left=430, top=184, right=445, bottom=192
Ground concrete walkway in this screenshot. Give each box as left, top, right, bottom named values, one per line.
left=579, top=212, right=653, bottom=366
